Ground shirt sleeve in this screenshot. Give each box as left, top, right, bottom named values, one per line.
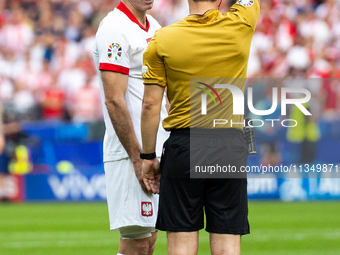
left=228, top=0, right=260, bottom=31
left=96, top=21, right=130, bottom=75
left=142, top=31, right=166, bottom=87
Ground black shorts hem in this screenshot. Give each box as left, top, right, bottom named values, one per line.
left=205, top=228, right=250, bottom=235
left=156, top=226, right=204, bottom=232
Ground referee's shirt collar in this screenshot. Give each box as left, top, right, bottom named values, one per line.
left=186, top=9, right=221, bottom=24
left=116, top=1, right=150, bottom=32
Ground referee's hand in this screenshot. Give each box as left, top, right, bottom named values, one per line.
left=142, top=158, right=160, bottom=194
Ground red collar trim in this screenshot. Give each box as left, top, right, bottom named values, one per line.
left=116, top=2, right=150, bottom=32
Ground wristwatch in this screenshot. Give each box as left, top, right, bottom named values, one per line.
left=140, top=152, right=156, bottom=160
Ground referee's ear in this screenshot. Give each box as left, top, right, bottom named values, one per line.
left=218, top=0, right=222, bottom=9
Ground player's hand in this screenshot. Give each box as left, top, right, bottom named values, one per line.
left=133, top=158, right=150, bottom=194
left=142, top=158, right=160, bottom=194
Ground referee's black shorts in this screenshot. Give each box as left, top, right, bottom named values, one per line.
left=156, top=128, right=249, bottom=235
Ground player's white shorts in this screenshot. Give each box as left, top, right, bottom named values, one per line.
left=104, top=159, right=159, bottom=231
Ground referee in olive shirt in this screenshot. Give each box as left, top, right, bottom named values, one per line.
left=140, top=0, right=260, bottom=254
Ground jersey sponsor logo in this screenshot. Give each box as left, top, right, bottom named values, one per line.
left=141, top=202, right=153, bottom=217
left=237, top=0, right=254, bottom=7
left=142, top=66, right=148, bottom=74
left=108, top=43, right=122, bottom=61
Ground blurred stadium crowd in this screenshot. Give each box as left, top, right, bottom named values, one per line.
left=0, top=0, right=339, bottom=124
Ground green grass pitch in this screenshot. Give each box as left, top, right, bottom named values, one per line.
left=1, top=201, right=340, bottom=255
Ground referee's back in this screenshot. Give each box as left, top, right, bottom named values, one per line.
left=143, top=0, right=260, bottom=131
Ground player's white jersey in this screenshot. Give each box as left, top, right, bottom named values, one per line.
left=93, top=2, right=169, bottom=162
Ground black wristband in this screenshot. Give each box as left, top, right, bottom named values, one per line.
left=140, top=152, right=156, bottom=160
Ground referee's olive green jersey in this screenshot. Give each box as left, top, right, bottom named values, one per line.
left=143, top=0, right=260, bottom=131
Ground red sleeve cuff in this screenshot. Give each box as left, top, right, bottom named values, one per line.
left=99, top=63, right=129, bottom=75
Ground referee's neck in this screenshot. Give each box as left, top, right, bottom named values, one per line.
left=188, top=0, right=220, bottom=15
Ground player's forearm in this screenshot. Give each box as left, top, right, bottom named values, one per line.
left=105, top=98, right=141, bottom=162
left=141, top=100, right=161, bottom=154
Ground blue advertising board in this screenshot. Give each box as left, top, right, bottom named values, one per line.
left=4, top=121, right=337, bottom=202
left=25, top=167, right=106, bottom=201
left=248, top=175, right=340, bottom=201
left=23, top=173, right=340, bottom=201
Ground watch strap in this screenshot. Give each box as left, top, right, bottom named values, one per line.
left=140, top=152, right=156, bottom=160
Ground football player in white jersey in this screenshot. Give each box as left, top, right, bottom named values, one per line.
left=93, top=0, right=169, bottom=254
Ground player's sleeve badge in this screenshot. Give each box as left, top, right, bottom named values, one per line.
left=237, top=0, right=254, bottom=7
left=108, top=43, right=122, bottom=61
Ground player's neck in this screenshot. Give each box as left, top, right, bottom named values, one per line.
left=188, top=1, right=220, bottom=15
left=121, top=0, right=147, bottom=27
